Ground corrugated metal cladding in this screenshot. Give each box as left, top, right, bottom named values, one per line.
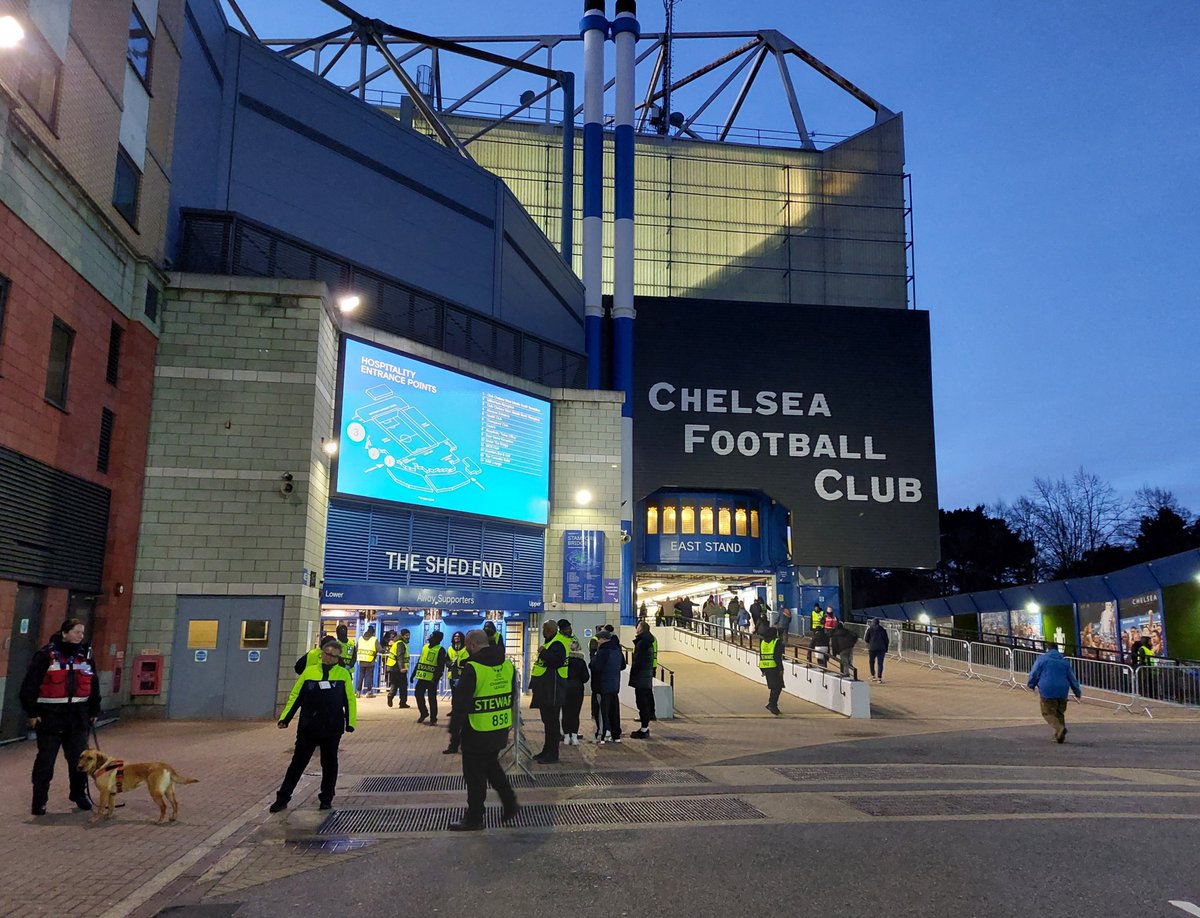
left=324, top=499, right=544, bottom=593
left=0, top=446, right=110, bottom=591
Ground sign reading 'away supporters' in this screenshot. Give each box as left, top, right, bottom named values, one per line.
left=632, top=298, right=940, bottom=569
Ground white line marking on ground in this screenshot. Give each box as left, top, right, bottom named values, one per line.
left=1169, top=901, right=1200, bottom=916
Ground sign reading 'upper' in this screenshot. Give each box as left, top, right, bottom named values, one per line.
left=632, top=299, right=940, bottom=569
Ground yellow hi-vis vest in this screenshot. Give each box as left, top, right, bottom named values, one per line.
left=357, top=636, right=378, bottom=663
left=811, top=608, right=823, bottom=629
left=447, top=646, right=470, bottom=669
left=651, top=636, right=659, bottom=670
left=465, top=659, right=516, bottom=732
left=385, top=639, right=409, bottom=669
left=339, top=640, right=355, bottom=666
left=413, top=644, right=441, bottom=681
left=759, top=638, right=779, bottom=669
left=530, top=632, right=571, bottom=679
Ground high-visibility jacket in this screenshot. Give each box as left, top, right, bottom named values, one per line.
left=37, top=644, right=96, bottom=704
left=811, top=608, right=823, bottom=630
left=1137, top=644, right=1155, bottom=666
left=823, top=614, right=838, bottom=630
left=465, top=659, right=516, bottom=732
left=447, top=646, right=470, bottom=672
left=357, top=635, right=378, bottom=663
left=339, top=640, right=355, bottom=667
left=759, top=638, right=780, bottom=669
left=651, top=636, right=659, bottom=670
left=413, top=644, right=442, bottom=682
left=530, top=632, right=571, bottom=679
left=279, top=660, right=356, bottom=734
left=385, top=639, right=409, bottom=669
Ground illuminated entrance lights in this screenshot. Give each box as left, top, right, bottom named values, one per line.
left=575, top=489, right=593, bottom=506
left=0, top=15, right=24, bottom=48
left=336, top=293, right=362, bottom=313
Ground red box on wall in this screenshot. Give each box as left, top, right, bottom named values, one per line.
left=130, top=654, right=163, bottom=695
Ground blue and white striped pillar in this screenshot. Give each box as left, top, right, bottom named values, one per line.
left=580, top=0, right=607, bottom=389
left=612, top=0, right=639, bottom=625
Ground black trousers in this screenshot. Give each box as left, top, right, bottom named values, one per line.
left=598, top=692, right=622, bottom=738
left=538, top=704, right=561, bottom=759
left=31, top=719, right=90, bottom=806
left=414, top=681, right=438, bottom=721
left=387, top=669, right=408, bottom=704
left=276, top=730, right=341, bottom=806
left=765, top=671, right=784, bottom=707
left=462, top=749, right=516, bottom=821
left=590, top=692, right=601, bottom=735
left=634, top=686, right=657, bottom=727
left=562, top=689, right=585, bottom=735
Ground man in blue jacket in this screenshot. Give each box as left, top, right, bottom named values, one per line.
left=1027, top=646, right=1082, bottom=743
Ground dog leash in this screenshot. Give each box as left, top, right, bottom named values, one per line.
left=88, top=720, right=125, bottom=807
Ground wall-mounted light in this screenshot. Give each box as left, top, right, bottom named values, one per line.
left=917, top=612, right=931, bottom=625
left=575, top=489, right=593, bottom=506
left=336, top=293, right=361, bottom=313
left=112, top=583, right=125, bottom=597
left=322, top=437, right=338, bottom=456
left=0, top=15, right=24, bottom=48
left=1026, top=601, right=1041, bottom=614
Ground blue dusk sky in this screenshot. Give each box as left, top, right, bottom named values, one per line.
left=227, top=0, right=1200, bottom=515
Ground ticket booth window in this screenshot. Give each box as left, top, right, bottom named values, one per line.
left=717, top=507, right=732, bottom=536
left=662, top=506, right=677, bottom=534
left=700, top=505, right=714, bottom=534
left=646, top=505, right=659, bottom=535
left=240, top=620, right=270, bottom=649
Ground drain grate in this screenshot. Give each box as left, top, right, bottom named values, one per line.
left=354, top=768, right=710, bottom=794
left=319, top=796, right=764, bottom=834
left=840, top=792, right=1200, bottom=818
left=772, top=765, right=1124, bottom=784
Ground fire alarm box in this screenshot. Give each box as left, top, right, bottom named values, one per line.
left=130, top=654, right=163, bottom=696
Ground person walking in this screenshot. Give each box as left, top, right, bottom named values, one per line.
left=271, top=635, right=355, bottom=813
left=810, top=603, right=823, bottom=635
left=829, top=621, right=859, bottom=673
left=748, top=597, right=763, bottom=633
left=385, top=628, right=411, bottom=708
left=447, top=630, right=520, bottom=830
left=529, top=620, right=570, bottom=764
left=411, top=631, right=448, bottom=726
left=20, top=618, right=100, bottom=815
left=759, top=626, right=785, bottom=715
left=335, top=623, right=355, bottom=671
left=355, top=625, right=379, bottom=696
left=590, top=630, right=626, bottom=743
left=808, top=625, right=830, bottom=668
left=443, top=631, right=471, bottom=755
left=777, top=605, right=793, bottom=646
left=1027, top=645, right=1082, bottom=743
left=865, top=618, right=890, bottom=683
left=561, top=643, right=590, bottom=746
left=629, top=621, right=658, bottom=738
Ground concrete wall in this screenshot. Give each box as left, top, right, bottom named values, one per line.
left=170, top=1, right=583, bottom=350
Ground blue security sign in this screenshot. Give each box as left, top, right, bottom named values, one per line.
left=334, top=337, right=552, bottom=525
left=323, top=583, right=543, bottom=611
left=247, top=650, right=262, bottom=663
left=562, top=530, right=604, bottom=603
left=194, top=650, right=208, bottom=663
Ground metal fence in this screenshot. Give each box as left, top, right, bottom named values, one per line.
left=671, top=618, right=858, bottom=680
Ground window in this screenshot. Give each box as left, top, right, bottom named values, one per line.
left=97, top=409, right=115, bottom=473
left=18, top=27, right=61, bottom=128
left=0, top=274, right=9, bottom=366
left=700, top=505, right=714, bottom=534
left=187, top=620, right=219, bottom=649
left=112, top=146, right=141, bottom=227
left=240, top=620, right=270, bottom=649
left=717, top=507, right=732, bottom=536
left=106, top=322, right=123, bottom=385
left=44, top=318, right=74, bottom=408
left=645, top=506, right=658, bottom=535
left=680, top=505, right=695, bottom=534
left=750, top=509, right=760, bottom=539
left=127, top=5, right=154, bottom=89
left=144, top=281, right=159, bottom=321
left=735, top=507, right=748, bottom=537
left=662, top=506, right=677, bottom=535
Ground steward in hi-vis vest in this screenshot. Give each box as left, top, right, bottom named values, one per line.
left=20, top=619, right=101, bottom=815
left=385, top=629, right=411, bottom=708
left=759, top=627, right=785, bottom=716
left=354, top=626, right=380, bottom=696
left=446, top=630, right=519, bottom=831
left=811, top=606, right=823, bottom=631
left=411, top=631, right=447, bottom=725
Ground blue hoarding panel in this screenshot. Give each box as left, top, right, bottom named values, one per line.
left=335, top=337, right=551, bottom=525
left=323, top=583, right=543, bottom=611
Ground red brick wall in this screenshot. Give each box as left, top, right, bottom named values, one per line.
left=0, top=204, right=157, bottom=681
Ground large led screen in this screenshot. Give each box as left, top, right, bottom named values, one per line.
left=633, top=298, right=939, bottom=569
left=334, top=337, right=552, bottom=526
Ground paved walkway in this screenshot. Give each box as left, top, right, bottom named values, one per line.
left=1, top=644, right=1197, bottom=917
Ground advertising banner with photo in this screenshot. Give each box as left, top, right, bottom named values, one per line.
left=980, top=611, right=1009, bottom=636
left=1078, top=600, right=1119, bottom=660
left=1119, top=592, right=1165, bottom=657
left=1009, top=608, right=1045, bottom=646
left=632, top=299, right=938, bottom=568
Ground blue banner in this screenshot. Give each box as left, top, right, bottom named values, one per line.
left=562, top=530, right=605, bottom=603
left=323, top=583, right=543, bottom=611
left=646, top=534, right=759, bottom=565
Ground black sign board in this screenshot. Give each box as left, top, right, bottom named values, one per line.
left=632, top=298, right=939, bottom=569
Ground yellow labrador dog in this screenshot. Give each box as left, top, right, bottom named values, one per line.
left=77, top=748, right=198, bottom=823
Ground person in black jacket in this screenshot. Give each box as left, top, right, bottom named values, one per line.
left=629, top=622, right=657, bottom=738
left=20, top=618, right=101, bottom=815
left=447, top=630, right=519, bottom=830
left=411, top=631, right=448, bottom=726
left=829, top=623, right=859, bottom=674
left=808, top=626, right=831, bottom=667
left=561, top=643, right=589, bottom=747
left=271, top=635, right=355, bottom=813
left=530, top=620, right=568, bottom=764
left=589, top=631, right=626, bottom=743
left=864, top=619, right=890, bottom=683
left=760, top=626, right=785, bottom=715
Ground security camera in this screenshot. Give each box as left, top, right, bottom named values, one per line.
left=549, top=600, right=560, bottom=610
left=279, top=472, right=295, bottom=497
left=620, top=532, right=632, bottom=545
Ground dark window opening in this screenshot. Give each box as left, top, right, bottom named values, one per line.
left=0, top=274, right=9, bottom=369
left=97, top=408, right=115, bottom=474
left=144, top=281, right=159, bottom=321
left=127, top=5, right=153, bottom=90
left=112, top=146, right=141, bottom=227
left=45, top=317, right=75, bottom=409
left=106, top=322, right=123, bottom=385
left=18, top=26, right=61, bottom=128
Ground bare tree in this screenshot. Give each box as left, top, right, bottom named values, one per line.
left=997, top=468, right=1131, bottom=577
left=1131, top=486, right=1193, bottom=524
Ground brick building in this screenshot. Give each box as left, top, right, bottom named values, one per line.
left=0, top=0, right=183, bottom=738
